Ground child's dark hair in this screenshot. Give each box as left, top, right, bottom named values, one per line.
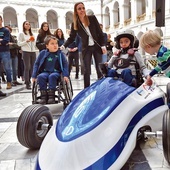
left=44, top=35, right=58, bottom=45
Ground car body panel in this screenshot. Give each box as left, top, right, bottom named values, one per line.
left=35, top=78, right=168, bottom=170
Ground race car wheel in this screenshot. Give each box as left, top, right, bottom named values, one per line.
left=166, top=82, right=170, bottom=104
left=17, top=104, right=53, bottom=149
left=162, top=110, right=170, bottom=165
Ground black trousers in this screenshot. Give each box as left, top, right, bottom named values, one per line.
left=68, top=51, right=79, bottom=77
left=82, top=45, right=102, bottom=88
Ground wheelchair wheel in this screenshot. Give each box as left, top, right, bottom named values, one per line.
left=162, top=110, right=170, bottom=165
left=99, top=63, right=108, bottom=77
left=166, top=83, right=170, bottom=104
left=60, top=77, right=73, bottom=107
left=17, top=104, right=53, bottom=149
left=32, top=81, right=41, bottom=104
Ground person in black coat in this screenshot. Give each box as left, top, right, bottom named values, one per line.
left=36, top=22, right=52, bottom=51
left=61, top=2, right=107, bottom=88
left=5, top=26, right=22, bottom=86
left=67, top=34, right=81, bottom=79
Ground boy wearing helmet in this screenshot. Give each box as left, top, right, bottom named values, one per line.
left=107, top=29, right=150, bottom=87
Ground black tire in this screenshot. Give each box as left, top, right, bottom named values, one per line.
left=61, top=76, right=73, bottom=106
left=99, top=63, right=108, bottom=77
left=167, top=83, right=170, bottom=104
left=16, top=104, right=53, bottom=149
left=32, top=81, right=40, bottom=104
left=162, top=110, right=170, bottom=165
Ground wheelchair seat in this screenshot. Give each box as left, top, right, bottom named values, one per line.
left=32, top=75, right=73, bottom=109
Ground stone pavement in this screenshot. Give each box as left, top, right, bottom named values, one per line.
left=0, top=67, right=170, bottom=170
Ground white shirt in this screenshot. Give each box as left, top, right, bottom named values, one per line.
left=84, top=25, right=95, bottom=46
left=17, top=32, right=37, bottom=52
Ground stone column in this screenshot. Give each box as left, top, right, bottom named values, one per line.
left=130, top=0, right=137, bottom=25
left=38, top=13, right=47, bottom=28
left=16, top=12, right=26, bottom=33
left=109, top=9, right=114, bottom=31
left=145, top=0, right=152, bottom=20
left=119, top=2, right=125, bottom=28
left=58, top=14, right=66, bottom=35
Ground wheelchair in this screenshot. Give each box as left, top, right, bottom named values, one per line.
left=32, top=74, right=73, bottom=109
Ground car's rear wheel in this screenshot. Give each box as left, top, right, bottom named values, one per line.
left=166, top=82, right=170, bottom=104
left=17, top=104, right=53, bottom=149
left=162, top=110, right=170, bottom=165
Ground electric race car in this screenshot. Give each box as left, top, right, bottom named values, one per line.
left=17, top=77, right=170, bottom=170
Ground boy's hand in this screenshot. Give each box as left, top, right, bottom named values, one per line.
left=101, top=46, right=107, bottom=54
left=145, top=75, right=153, bottom=86
left=60, top=45, right=65, bottom=51
left=32, top=78, right=37, bottom=83
left=64, top=77, right=69, bottom=83
left=104, top=62, right=108, bottom=66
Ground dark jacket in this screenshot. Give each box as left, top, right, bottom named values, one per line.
left=36, top=34, right=47, bottom=51
left=64, top=15, right=105, bottom=54
left=9, top=34, right=20, bottom=57
left=58, top=38, right=65, bottom=47
left=68, top=35, right=81, bottom=50
left=0, top=27, right=10, bottom=52
left=32, top=49, right=69, bottom=78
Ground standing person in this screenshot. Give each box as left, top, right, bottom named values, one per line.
left=0, top=15, right=12, bottom=89
left=99, top=23, right=108, bottom=63
left=54, top=28, right=68, bottom=55
left=0, top=61, right=6, bottom=83
left=0, top=64, right=6, bottom=96
left=106, top=34, right=114, bottom=61
left=17, top=49, right=24, bottom=81
left=36, top=22, right=52, bottom=52
left=139, top=30, right=170, bottom=86
left=67, top=35, right=80, bottom=79
left=54, top=28, right=65, bottom=47
left=18, top=21, right=36, bottom=89
left=61, top=2, right=106, bottom=88
left=77, top=34, right=84, bottom=76
left=32, top=35, right=69, bottom=104
left=5, top=26, right=22, bottom=86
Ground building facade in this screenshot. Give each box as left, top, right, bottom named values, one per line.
left=0, top=0, right=170, bottom=54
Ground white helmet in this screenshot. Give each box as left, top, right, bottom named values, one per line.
left=115, top=29, right=135, bottom=49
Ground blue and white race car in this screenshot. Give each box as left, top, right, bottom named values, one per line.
left=17, top=77, right=170, bottom=170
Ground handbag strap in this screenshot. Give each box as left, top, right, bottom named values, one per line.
left=78, top=19, right=101, bottom=48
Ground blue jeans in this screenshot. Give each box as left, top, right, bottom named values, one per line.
left=102, top=54, right=107, bottom=63
left=107, top=68, right=135, bottom=86
left=37, top=72, right=60, bottom=90
left=0, top=51, right=12, bottom=82
left=11, top=56, right=18, bottom=81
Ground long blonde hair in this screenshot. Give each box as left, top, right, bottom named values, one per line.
left=73, top=2, right=90, bottom=30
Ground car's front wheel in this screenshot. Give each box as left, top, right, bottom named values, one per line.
left=16, top=104, right=53, bottom=149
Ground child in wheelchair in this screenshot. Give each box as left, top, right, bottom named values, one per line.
left=105, top=29, right=150, bottom=87
left=32, top=35, right=69, bottom=104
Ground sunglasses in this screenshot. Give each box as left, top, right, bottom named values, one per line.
left=77, top=7, right=85, bottom=11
